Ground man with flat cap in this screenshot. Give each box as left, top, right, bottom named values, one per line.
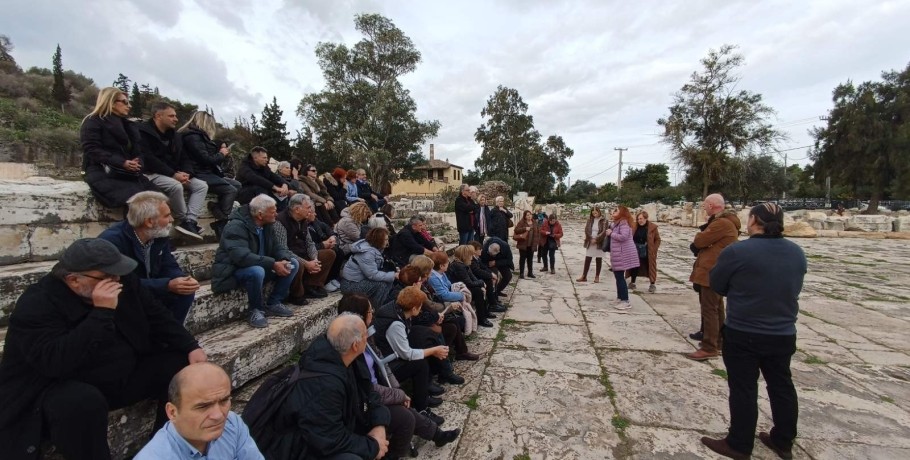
left=0, top=238, right=207, bottom=460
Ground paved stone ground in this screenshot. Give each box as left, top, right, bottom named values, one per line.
left=416, top=219, right=910, bottom=460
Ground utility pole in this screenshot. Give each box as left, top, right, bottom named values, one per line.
left=614, top=147, right=627, bottom=190
left=782, top=152, right=788, bottom=200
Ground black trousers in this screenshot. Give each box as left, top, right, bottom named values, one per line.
left=541, top=246, right=556, bottom=271
left=518, top=248, right=535, bottom=276
left=390, top=359, right=430, bottom=412
left=494, top=266, right=512, bottom=295
left=723, top=327, right=799, bottom=454
left=386, top=404, right=416, bottom=459
left=196, top=172, right=239, bottom=218
left=41, top=351, right=189, bottom=460
left=467, top=285, right=489, bottom=319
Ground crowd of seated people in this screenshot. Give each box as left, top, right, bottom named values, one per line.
left=0, top=86, right=518, bottom=458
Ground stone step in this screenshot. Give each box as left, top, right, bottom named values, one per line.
left=0, top=244, right=218, bottom=326
left=0, top=177, right=224, bottom=266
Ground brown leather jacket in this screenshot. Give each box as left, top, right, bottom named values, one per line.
left=689, top=210, right=741, bottom=287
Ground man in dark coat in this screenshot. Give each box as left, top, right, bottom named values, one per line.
left=211, top=194, right=299, bottom=328
left=138, top=102, right=208, bottom=239
left=480, top=237, right=514, bottom=298
left=354, top=168, right=386, bottom=212
left=488, top=196, right=513, bottom=242
left=473, top=193, right=493, bottom=243
left=0, top=238, right=206, bottom=460
left=266, top=314, right=390, bottom=460
left=306, top=204, right=343, bottom=292
left=388, top=216, right=437, bottom=267
left=454, top=184, right=476, bottom=245
left=236, top=146, right=291, bottom=210
left=275, top=194, right=336, bottom=304
left=99, top=191, right=200, bottom=324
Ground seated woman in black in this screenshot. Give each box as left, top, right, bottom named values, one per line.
left=447, top=244, right=493, bottom=327
left=179, top=111, right=240, bottom=234
left=80, top=87, right=155, bottom=207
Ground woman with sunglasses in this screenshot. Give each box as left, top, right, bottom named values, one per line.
left=298, top=164, right=341, bottom=224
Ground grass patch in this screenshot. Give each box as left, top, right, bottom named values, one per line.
left=465, top=393, right=479, bottom=410
left=800, top=309, right=817, bottom=318
left=711, top=369, right=728, bottom=380
left=611, top=414, right=631, bottom=431
left=804, top=354, right=827, bottom=365
left=513, top=452, right=531, bottom=460
left=843, top=260, right=876, bottom=267
left=534, top=369, right=546, bottom=376
left=599, top=369, right=616, bottom=400
left=880, top=395, right=895, bottom=404
left=500, top=318, right=518, bottom=327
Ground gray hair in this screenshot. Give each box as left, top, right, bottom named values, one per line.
left=249, top=194, right=277, bottom=215
left=488, top=243, right=501, bottom=255
left=469, top=186, right=478, bottom=192
left=288, top=193, right=313, bottom=210
left=277, top=161, right=291, bottom=170
left=126, top=191, right=169, bottom=227
left=408, top=215, right=426, bottom=226
left=495, top=196, right=504, bottom=204
left=459, top=184, right=469, bottom=192
left=327, top=312, right=365, bottom=354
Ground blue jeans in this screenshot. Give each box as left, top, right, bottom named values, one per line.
left=234, top=260, right=300, bottom=311
left=459, top=230, right=475, bottom=245
left=613, top=269, right=628, bottom=301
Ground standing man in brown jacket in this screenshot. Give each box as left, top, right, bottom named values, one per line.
left=687, top=194, right=741, bottom=361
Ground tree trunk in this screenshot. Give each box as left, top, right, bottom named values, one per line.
left=864, top=195, right=880, bottom=215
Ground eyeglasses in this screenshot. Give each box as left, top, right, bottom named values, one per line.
left=76, top=272, right=117, bottom=281
left=115, top=99, right=131, bottom=105
left=308, top=169, right=317, bottom=172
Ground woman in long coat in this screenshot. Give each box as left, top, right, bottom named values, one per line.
left=626, top=211, right=661, bottom=293
left=606, top=205, right=639, bottom=311
left=513, top=210, right=540, bottom=278
left=577, top=207, right=608, bottom=283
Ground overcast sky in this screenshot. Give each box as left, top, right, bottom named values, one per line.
left=4, top=0, right=909, bottom=186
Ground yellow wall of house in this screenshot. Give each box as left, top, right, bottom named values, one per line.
left=392, top=167, right=463, bottom=195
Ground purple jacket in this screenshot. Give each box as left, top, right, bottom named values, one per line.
left=609, top=220, right=640, bottom=271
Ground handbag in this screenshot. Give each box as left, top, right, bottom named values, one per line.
left=513, top=231, right=527, bottom=242
left=506, top=218, right=514, bottom=228
left=103, top=163, right=142, bottom=180
left=635, top=242, right=648, bottom=259
left=602, top=235, right=611, bottom=252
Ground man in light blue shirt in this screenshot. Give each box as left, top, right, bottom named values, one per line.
left=135, top=362, right=263, bottom=459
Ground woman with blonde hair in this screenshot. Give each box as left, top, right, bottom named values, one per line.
left=627, top=211, right=661, bottom=293
left=180, top=110, right=240, bottom=235
left=577, top=206, right=608, bottom=283
left=80, top=87, right=156, bottom=207
left=334, top=201, right=373, bottom=255
left=447, top=245, right=493, bottom=327
left=606, top=206, right=639, bottom=311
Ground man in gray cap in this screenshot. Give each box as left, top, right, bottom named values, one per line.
left=0, top=238, right=206, bottom=460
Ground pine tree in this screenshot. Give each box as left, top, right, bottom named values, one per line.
left=129, top=82, right=145, bottom=118
left=113, top=73, right=131, bottom=93
left=255, top=97, right=291, bottom=160
left=51, top=44, right=71, bottom=111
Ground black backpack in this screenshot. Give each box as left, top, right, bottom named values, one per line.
left=241, top=364, right=323, bottom=452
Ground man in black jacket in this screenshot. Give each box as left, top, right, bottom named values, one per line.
left=454, top=184, right=476, bottom=245
left=388, top=216, right=437, bottom=267
left=355, top=168, right=386, bottom=212
left=276, top=194, right=336, bottom=304
left=138, top=102, right=207, bottom=240
left=236, top=146, right=291, bottom=210
left=98, top=191, right=200, bottom=324
left=266, top=314, right=390, bottom=459
left=481, top=237, right=514, bottom=298
left=0, top=238, right=206, bottom=460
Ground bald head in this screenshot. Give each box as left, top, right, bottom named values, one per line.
left=327, top=313, right=367, bottom=357
left=168, top=362, right=230, bottom=407
left=703, top=193, right=726, bottom=216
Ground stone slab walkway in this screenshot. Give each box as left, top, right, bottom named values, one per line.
left=417, top=219, right=910, bottom=459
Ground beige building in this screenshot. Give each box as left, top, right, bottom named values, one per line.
left=392, top=144, right=464, bottom=196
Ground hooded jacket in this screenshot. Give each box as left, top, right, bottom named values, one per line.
left=334, top=207, right=364, bottom=255
left=267, top=335, right=390, bottom=460
left=609, top=219, right=640, bottom=272
left=236, top=155, right=286, bottom=190
left=341, top=240, right=396, bottom=284
left=211, top=205, right=295, bottom=293
left=690, top=210, right=742, bottom=287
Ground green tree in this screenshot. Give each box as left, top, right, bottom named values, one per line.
left=255, top=96, right=291, bottom=161
left=658, top=44, right=783, bottom=199
left=51, top=44, right=71, bottom=110
left=719, top=154, right=786, bottom=203
left=128, top=82, right=145, bottom=118
left=0, top=35, right=19, bottom=73
left=811, top=64, right=910, bottom=213
left=462, top=169, right=482, bottom=186
left=112, top=73, right=130, bottom=93
left=297, top=13, right=439, bottom=189
left=623, top=164, right=670, bottom=190
left=564, top=179, right=598, bottom=202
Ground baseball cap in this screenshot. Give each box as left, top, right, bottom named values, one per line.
left=58, top=238, right=138, bottom=276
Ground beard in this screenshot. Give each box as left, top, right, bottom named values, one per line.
left=149, top=222, right=172, bottom=239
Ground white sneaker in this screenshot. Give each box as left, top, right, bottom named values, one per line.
left=325, top=280, right=340, bottom=292
left=613, top=301, right=632, bottom=311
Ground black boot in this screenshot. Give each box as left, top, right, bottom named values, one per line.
left=433, top=427, right=461, bottom=447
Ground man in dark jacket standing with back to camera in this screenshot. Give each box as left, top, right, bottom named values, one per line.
left=699, top=202, right=806, bottom=460
left=266, top=314, right=390, bottom=460
left=138, top=101, right=207, bottom=239
left=0, top=238, right=206, bottom=460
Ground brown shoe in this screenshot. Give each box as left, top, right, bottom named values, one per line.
left=758, top=432, right=792, bottom=459
left=687, top=349, right=719, bottom=361
left=698, top=342, right=723, bottom=355
left=576, top=277, right=587, bottom=282
left=456, top=352, right=480, bottom=361
left=700, top=437, right=750, bottom=459
left=593, top=276, right=600, bottom=283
